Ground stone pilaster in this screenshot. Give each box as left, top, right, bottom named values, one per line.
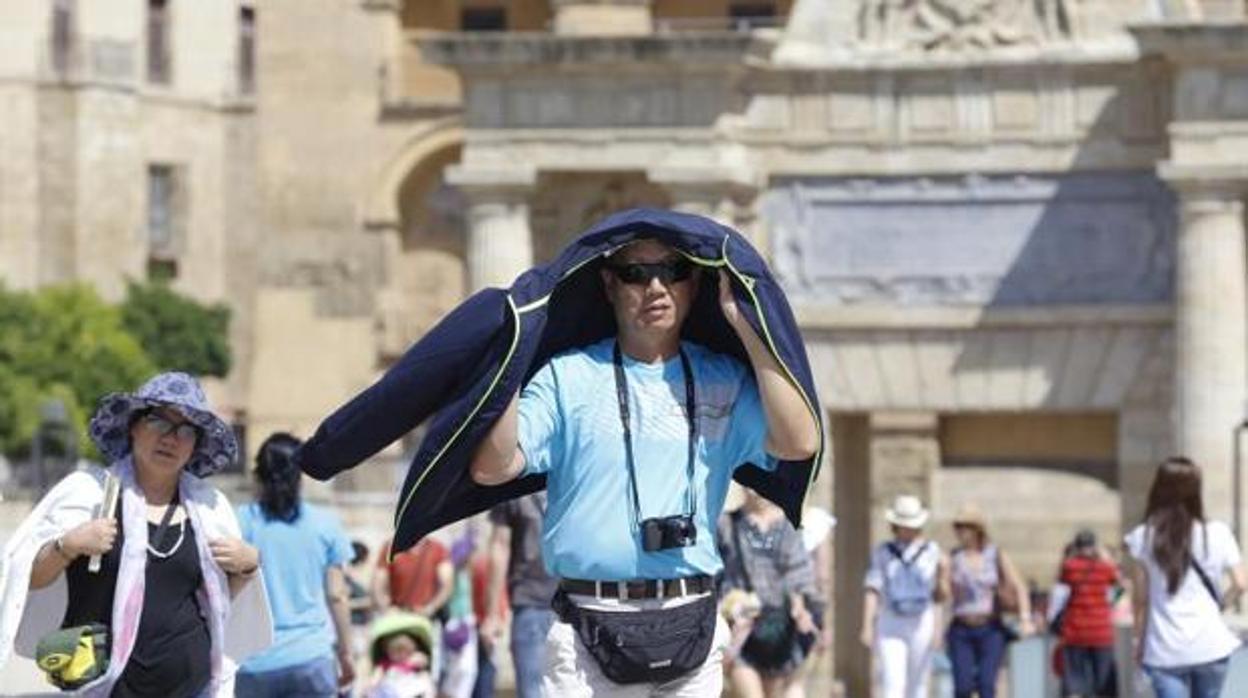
left=867, top=411, right=941, bottom=542
left=1164, top=171, right=1247, bottom=521
left=830, top=411, right=940, bottom=697
left=550, top=0, right=652, bottom=36
left=446, top=166, right=536, bottom=292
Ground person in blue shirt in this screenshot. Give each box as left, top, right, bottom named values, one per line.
left=469, top=237, right=819, bottom=696
left=235, top=433, right=356, bottom=698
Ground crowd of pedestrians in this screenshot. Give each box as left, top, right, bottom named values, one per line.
left=4, top=212, right=1248, bottom=698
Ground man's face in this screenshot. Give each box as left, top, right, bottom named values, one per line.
left=601, top=239, right=700, bottom=340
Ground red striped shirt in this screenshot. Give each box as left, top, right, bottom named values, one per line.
left=1059, top=555, right=1119, bottom=647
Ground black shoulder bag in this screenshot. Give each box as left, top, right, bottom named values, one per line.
left=548, top=345, right=718, bottom=685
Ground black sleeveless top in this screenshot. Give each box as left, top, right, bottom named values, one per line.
left=62, top=507, right=212, bottom=698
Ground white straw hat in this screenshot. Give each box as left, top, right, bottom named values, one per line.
left=884, top=495, right=930, bottom=529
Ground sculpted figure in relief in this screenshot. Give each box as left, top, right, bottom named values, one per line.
left=859, top=0, right=1076, bottom=50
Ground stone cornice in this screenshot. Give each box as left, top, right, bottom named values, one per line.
left=794, top=304, right=1172, bottom=331
left=760, top=38, right=1141, bottom=74
left=1130, top=22, right=1248, bottom=62
left=417, top=32, right=752, bottom=68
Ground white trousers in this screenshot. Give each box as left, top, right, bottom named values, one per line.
left=875, top=609, right=936, bottom=698
left=543, top=593, right=729, bottom=697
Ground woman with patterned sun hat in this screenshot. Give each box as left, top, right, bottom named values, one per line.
left=0, top=371, right=273, bottom=696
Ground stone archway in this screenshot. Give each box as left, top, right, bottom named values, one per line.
left=370, top=121, right=468, bottom=360
left=365, top=117, right=465, bottom=230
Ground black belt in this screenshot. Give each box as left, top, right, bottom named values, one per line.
left=560, top=575, right=716, bottom=601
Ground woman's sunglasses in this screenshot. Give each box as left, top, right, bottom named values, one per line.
left=140, top=412, right=201, bottom=443
left=606, top=259, right=695, bottom=286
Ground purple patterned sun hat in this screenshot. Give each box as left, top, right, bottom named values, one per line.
left=88, top=371, right=238, bottom=477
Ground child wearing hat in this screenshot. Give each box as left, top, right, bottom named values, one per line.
left=368, top=612, right=435, bottom=698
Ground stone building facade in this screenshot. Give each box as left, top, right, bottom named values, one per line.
left=3, top=0, right=1248, bottom=692
left=0, top=0, right=260, bottom=415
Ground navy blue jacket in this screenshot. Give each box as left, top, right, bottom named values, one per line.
left=297, top=208, right=824, bottom=553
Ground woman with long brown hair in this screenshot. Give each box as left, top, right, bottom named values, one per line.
left=1125, top=457, right=1247, bottom=698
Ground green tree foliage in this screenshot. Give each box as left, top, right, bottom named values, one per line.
left=120, top=280, right=232, bottom=378
left=0, top=285, right=156, bottom=458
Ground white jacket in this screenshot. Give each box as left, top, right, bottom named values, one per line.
left=0, top=459, right=272, bottom=696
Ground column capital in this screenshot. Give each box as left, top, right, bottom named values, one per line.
left=868, top=411, right=940, bottom=435
left=1159, top=162, right=1248, bottom=213
left=445, top=165, right=537, bottom=199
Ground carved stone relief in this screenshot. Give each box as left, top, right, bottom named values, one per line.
left=858, top=0, right=1077, bottom=50
left=763, top=173, right=1176, bottom=306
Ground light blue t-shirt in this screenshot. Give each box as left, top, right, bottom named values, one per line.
left=518, top=338, right=775, bottom=580
left=236, top=502, right=353, bottom=673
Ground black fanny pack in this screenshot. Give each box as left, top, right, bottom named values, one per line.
left=552, top=587, right=718, bottom=685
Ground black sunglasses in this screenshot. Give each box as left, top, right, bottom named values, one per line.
left=140, top=412, right=201, bottom=443
left=606, top=259, right=696, bottom=286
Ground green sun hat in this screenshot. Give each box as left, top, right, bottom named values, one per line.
left=369, top=611, right=434, bottom=665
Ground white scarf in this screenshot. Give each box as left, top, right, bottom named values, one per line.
left=0, top=459, right=272, bottom=696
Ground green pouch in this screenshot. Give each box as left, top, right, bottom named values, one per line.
left=35, top=624, right=110, bottom=691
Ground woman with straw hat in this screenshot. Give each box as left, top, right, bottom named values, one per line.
left=946, top=503, right=1033, bottom=698
left=861, top=495, right=948, bottom=698
left=0, top=371, right=272, bottom=696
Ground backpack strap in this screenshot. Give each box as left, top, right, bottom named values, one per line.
left=730, top=511, right=755, bottom=593
left=887, top=541, right=929, bottom=567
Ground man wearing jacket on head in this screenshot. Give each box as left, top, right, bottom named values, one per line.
left=468, top=237, right=820, bottom=696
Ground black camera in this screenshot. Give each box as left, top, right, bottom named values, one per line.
left=640, top=514, right=697, bottom=552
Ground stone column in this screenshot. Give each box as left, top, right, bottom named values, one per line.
left=550, top=0, right=652, bottom=36
left=831, top=411, right=940, bottom=697
left=446, top=166, right=536, bottom=292
left=1166, top=174, right=1247, bottom=521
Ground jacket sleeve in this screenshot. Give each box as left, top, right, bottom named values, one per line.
left=297, top=289, right=511, bottom=480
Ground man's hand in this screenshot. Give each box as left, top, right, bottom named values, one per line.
left=60, top=519, right=118, bottom=559
left=859, top=626, right=875, bottom=650
left=718, top=269, right=745, bottom=329
left=209, top=537, right=259, bottom=575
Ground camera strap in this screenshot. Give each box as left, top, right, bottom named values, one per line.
left=612, top=341, right=698, bottom=528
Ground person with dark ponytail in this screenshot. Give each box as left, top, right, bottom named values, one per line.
left=235, top=433, right=358, bottom=697
left=1124, top=457, right=1247, bottom=698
